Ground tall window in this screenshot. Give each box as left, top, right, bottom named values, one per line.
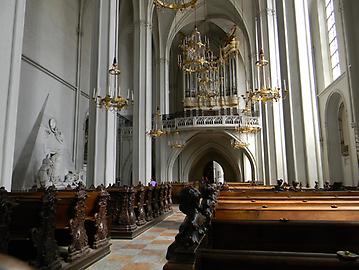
left=325, top=0, right=341, bottom=80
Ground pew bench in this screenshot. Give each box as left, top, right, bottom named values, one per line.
left=195, top=189, right=359, bottom=270
left=6, top=186, right=110, bottom=270
left=108, top=183, right=173, bottom=239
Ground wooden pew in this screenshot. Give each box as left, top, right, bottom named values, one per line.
left=8, top=187, right=62, bottom=270
left=107, top=185, right=137, bottom=238
left=195, top=249, right=359, bottom=270
left=195, top=188, right=359, bottom=270
left=171, top=182, right=192, bottom=204
left=83, top=185, right=110, bottom=249
left=108, top=183, right=173, bottom=239
left=134, top=183, right=147, bottom=226
left=219, top=189, right=359, bottom=199
left=0, top=187, right=11, bottom=253
left=144, top=186, right=154, bottom=221
left=7, top=185, right=110, bottom=270
left=54, top=188, right=90, bottom=262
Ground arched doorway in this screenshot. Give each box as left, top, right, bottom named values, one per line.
left=326, top=93, right=347, bottom=183
left=202, top=160, right=225, bottom=183
left=188, top=149, right=240, bottom=182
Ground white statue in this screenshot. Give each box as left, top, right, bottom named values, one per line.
left=49, top=152, right=61, bottom=184
left=64, top=171, right=80, bottom=187
left=36, top=154, right=54, bottom=187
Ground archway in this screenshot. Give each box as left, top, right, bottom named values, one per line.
left=202, top=160, right=225, bottom=183
left=188, top=148, right=240, bottom=182
left=325, top=92, right=345, bottom=183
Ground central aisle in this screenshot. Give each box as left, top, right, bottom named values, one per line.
left=87, top=207, right=184, bottom=270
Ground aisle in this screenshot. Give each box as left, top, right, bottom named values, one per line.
left=87, top=207, right=184, bottom=270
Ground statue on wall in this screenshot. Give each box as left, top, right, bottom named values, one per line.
left=36, top=152, right=62, bottom=188
left=36, top=154, right=54, bottom=188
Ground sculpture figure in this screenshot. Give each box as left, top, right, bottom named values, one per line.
left=36, top=154, right=54, bottom=188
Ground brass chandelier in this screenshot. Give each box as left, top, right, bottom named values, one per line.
left=178, top=26, right=210, bottom=73
left=197, top=56, right=220, bottom=105
left=168, top=129, right=185, bottom=148
left=147, top=107, right=167, bottom=138
left=93, top=0, right=128, bottom=111
left=154, top=0, right=197, bottom=10
left=249, top=49, right=288, bottom=103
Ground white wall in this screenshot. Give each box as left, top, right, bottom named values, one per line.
left=12, top=0, right=92, bottom=189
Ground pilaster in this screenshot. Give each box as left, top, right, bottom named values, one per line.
left=88, top=0, right=117, bottom=187
left=0, top=0, right=27, bottom=190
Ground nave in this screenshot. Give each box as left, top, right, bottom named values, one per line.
left=88, top=207, right=183, bottom=270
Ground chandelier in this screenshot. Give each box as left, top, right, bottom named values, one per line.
left=147, top=107, right=167, bottom=138
left=93, top=0, right=128, bottom=111
left=154, top=0, right=197, bottom=10
left=178, top=27, right=210, bottom=73
left=249, top=49, right=288, bottom=103
left=168, top=129, right=185, bottom=148
left=197, top=60, right=220, bottom=104
left=235, top=115, right=261, bottom=134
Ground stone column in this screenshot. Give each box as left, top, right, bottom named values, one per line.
left=264, top=0, right=288, bottom=183
left=258, top=0, right=281, bottom=184
left=157, top=57, right=170, bottom=182
left=343, top=0, right=359, bottom=186
left=275, top=0, right=323, bottom=187
left=0, top=0, right=26, bottom=190
left=87, top=0, right=117, bottom=187
left=132, top=15, right=152, bottom=185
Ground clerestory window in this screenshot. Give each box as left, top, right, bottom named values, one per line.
left=325, top=0, right=341, bottom=80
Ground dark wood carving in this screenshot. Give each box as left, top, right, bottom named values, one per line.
left=32, top=186, right=62, bottom=270
left=135, top=184, right=146, bottom=226
left=152, top=186, right=160, bottom=218
left=117, top=186, right=137, bottom=231
left=158, top=184, right=165, bottom=215
left=92, top=185, right=110, bottom=249
left=199, top=183, right=217, bottom=229
left=68, top=184, right=90, bottom=262
left=166, top=186, right=205, bottom=262
left=166, top=184, right=218, bottom=264
left=0, top=187, right=11, bottom=253
left=144, top=187, right=153, bottom=221
left=163, top=184, right=169, bottom=212
left=167, top=184, right=173, bottom=209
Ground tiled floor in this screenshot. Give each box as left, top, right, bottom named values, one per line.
left=87, top=207, right=184, bottom=270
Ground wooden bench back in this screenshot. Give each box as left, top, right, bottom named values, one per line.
left=8, top=192, right=44, bottom=232
left=211, top=219, right=359, bottom=253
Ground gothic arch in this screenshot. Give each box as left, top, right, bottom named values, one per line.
left=183, top=141, right=242, bottom=182
left=325, top=91, right=345, bottom=183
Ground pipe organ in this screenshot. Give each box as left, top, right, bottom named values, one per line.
left=183, top=36, right=243, bottom=112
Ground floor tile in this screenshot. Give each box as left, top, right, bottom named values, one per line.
left=87, top=206, right=184, bottom=270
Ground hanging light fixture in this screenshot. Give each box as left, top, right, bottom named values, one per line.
left=178, top=27, right=210, bottom=73
left=197, top=55, right=220, bottom=106
left=248, top=17, right=288, bottom=103
left=154, top=0, right=197, bottom=10
left=168, top=129, right=185, bottom=148
left=248, top=49, right=287, bottom=103
left=235, top=115, right=261, bottom=134
left=93, top=0, right=128, bottom=111
left=147, top=107, right=167, bottom=138
left=178, top=0, right=213, bottom=73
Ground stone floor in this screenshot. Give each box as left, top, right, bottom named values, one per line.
left=87, top=207, right=184, bottom=270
